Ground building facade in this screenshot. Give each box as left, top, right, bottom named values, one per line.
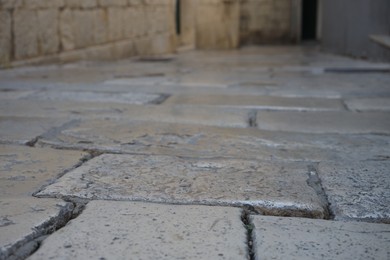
left=0, top=0, right=389, bottom=68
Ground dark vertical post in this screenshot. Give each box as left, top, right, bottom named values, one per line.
left=176, top=0, right=181, bottom=35
left=302, top=0, right=318, bottom=40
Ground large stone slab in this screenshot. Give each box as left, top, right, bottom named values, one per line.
left=23, top=90, right=163, bottom=105
left=165, top=94, right=344, bottom=111
left=0, top=117, right=71, bottom=145
left=0, top=101, right=249, bottom=128
left=0, top=145, right=88, bottom=197
left=256, top=111, right=390, bottom=134
left=0, top=198, right=73, bottom=260
left=29, top=201, right=247, bottom=260
left=318, top=161, right=390, bottom=223
left=37, top=154, right=327, bottom=218
left=37, top=119, right=390, bottom=162
left=252, top=215, right=390, bottom=260
left=345, top=98, right=390, bottom=112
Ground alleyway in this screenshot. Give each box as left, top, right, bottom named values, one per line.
left=1, top=46, right=389, bottom=259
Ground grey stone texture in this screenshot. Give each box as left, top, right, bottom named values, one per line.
left=318, top=161, right=390, bottom=223
left=37, top=154, right=327, bottom=218
left=29, top=201, right=247, bottom=260
left=252, top=215, right=390, bottom=260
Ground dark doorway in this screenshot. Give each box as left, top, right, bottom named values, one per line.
left=175, top=0, right=181, bottom=35
left=301, top=0, right=318, bottom=40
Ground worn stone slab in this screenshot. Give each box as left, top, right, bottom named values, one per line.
left=252, top=215, right=390, bottom=260
left=23, top=90, right=163, bottom=105
left=0, top=198, right=73, bottom=260
left=0, top=145, right=88, bottom=197
left=29, top=201, right=247, bottom=260
left=37, top=154, right=327, bottom=218
left=256, top=111, right=390, bottom=134
left=37, top=119, right=387, bottom=163
left=0, top=101, right=248, bottom=128
left=345, top=98, right=390, bottom=112
left=165, top=94, right=344, bottom=111
left=0, top=117, right=71, bottom=145
left=318, top=161, right=390, bottom=223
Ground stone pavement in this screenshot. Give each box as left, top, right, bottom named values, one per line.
left=0, top=46, right=389, bottom=259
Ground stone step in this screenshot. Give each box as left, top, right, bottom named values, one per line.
left=36, top=154, right=327, bottom=218
left=252, top=215, right=390, bottom=260
left=318, top=160, right=390, bottom=223
left=0, top=117, right=71, bottom=145
left=0, top=145, right=88, bottom=198
left=256, top=111, right=390, bottom=134
left=28, top=201, right=247, bottom=260
left=0, top=198, right=73, bottom=260
left=0, top=101, right=249, bottom=128
left=164, top=94, right=344, bottom=111
left=38, top=119, right=390, bottom=162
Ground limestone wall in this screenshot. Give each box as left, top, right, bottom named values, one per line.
left=240, top=0, right=294, bottom=44
left=0, top=0, right=299, bottom=68
left=0, top=0, right=177, bottom=68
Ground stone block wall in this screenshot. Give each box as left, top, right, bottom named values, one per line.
left=240, top=0, right=294, bottom=44
left=195, top=0, right=240, bottom=50
left=0, top=0, right=177, bottom=68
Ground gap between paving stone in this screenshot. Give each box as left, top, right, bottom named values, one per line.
left=1, top=200, right=77, bottom=260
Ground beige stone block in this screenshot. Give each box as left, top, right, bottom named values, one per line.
left=0, top=10, right=11, bottom=66
left=112, top=40, right=135, bottom=59
left=37, top=9, right=60, bottom=55
left=122, top=7, right=136, bottom=39
left=65, top=0, right=96, bottom=8
left=23, top=0, right=64, bottom=9
left=94, top=9, right=108, bottom=44
left=127, top=0, right=142, bottom=5
left=13, top=9, right=39, bottom=59
left=59, top=9, right=74, bottom=50
left=0, top=0, right=23, bottom=9
left=73, top=10, right=95, bottom=48
left=150, top=33, right=175, bottom=55
left=98, top=0, right=126, bottom=7
left=195, top=0, right=240, bottom=49
left=0, top=144, right=88, bottom=197
left=107, top=7, right=124, bottom=41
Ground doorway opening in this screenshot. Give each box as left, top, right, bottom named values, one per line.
left=175, top=0, right=181, bottom=35
left=301, top=0, right=318, bottom=40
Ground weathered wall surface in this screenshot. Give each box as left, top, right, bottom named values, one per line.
left=322, top=0, right=390, bottom=61
left=195, top=0, right=240, bottom=49
left=0, top=0, right=177, bottom=68
left=240, top=0, right=294, bottom=44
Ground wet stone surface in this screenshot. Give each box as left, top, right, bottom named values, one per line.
left=29, top=201, right=247, bottom=260
left=37, top=154, right=326, bottom=218
left=252, top=215, right=390, bottom=260
left=318, top=160, right=390, bottom=223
